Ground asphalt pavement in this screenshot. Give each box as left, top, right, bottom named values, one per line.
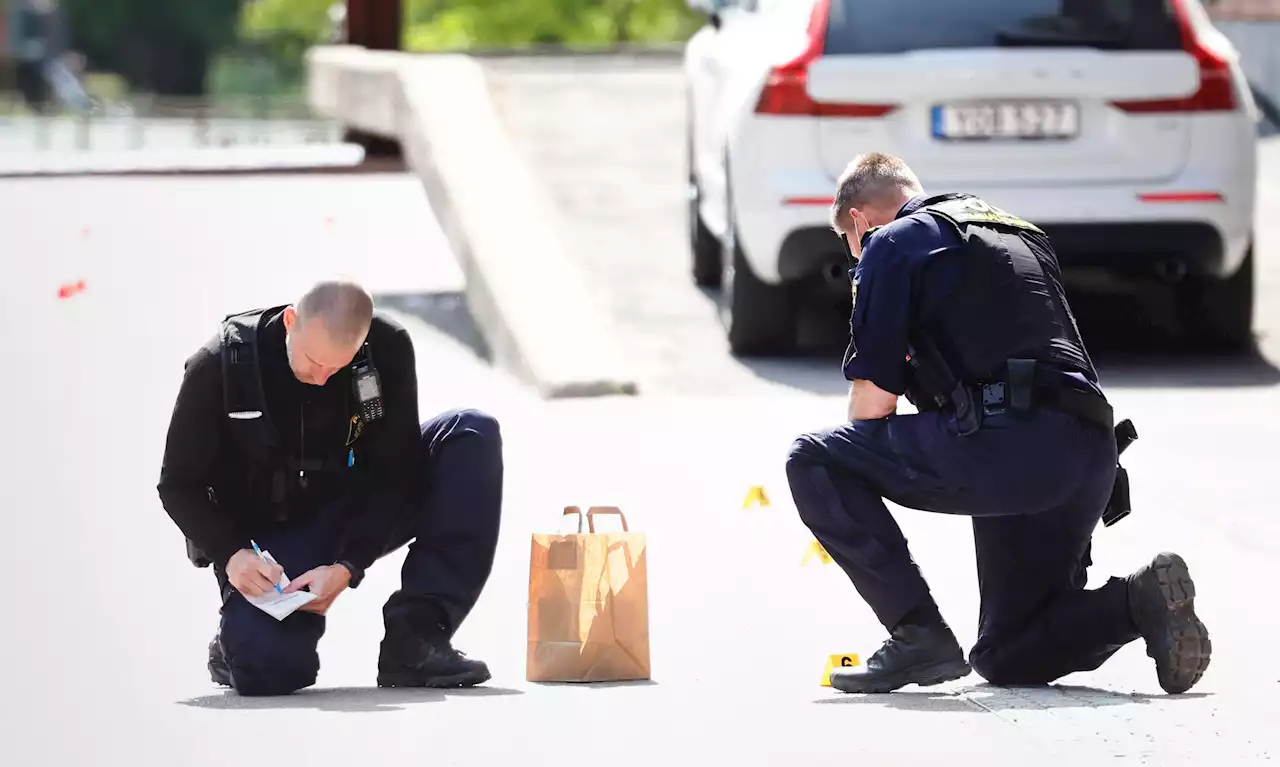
left=1, top=163, right=1279, bottom=765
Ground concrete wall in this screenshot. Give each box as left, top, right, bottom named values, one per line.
left=306, top=47, right=639, bottom=398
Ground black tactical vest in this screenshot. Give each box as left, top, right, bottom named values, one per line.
left=911, top=193, right=1095, bottom=384
left=219, top=306, right=358, bottom=522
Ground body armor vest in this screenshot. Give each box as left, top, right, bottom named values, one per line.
left=219, top=306, right=360, bottom=522
left=886, top=195, right=1131, bottom=528
left=903, top=193, right=1096, bottom=410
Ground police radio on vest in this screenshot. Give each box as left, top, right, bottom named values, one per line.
left=353, top=360, right=384, bottom=421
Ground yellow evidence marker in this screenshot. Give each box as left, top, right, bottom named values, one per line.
left=742, top=485, right=771, bottom=509
left=801, top=539, right=833, bottom=566
left=820, top=654, right=862, bottom=687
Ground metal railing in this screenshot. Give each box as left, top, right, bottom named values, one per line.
left=0, top=91, right=344, bottom=154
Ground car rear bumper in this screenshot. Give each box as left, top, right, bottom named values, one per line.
left=740, top=180, right=1252, bottom=286
left=962, top=183, right=1253, bottom=279
left=1037, top=221, right=1225, bottom=276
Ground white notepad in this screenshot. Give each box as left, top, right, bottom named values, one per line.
left=245, top=550, right=317, bottom=621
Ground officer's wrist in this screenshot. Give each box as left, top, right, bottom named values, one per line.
left=333, top=559, right=363, bottom=588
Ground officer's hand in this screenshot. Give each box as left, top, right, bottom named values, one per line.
left=226, top=549, right=285, bottom=598
left=286, top=564, right=351, bottom=615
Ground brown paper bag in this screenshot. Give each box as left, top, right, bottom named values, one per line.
left=526, top=506, right=651, bottom=682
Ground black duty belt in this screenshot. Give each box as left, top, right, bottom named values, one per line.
left=974, top=379, right=1114, bottom=432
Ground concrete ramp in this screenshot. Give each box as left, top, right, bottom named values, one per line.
left=307, top=46, right=638, bottom=398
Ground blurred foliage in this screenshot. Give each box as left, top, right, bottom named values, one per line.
left=239, top=0, right=333, bottom=82
left=54, top=0, right=702, bottom=97
left=62, top=0, right=242, bottom=95
left=403, top=0, right=704, bottom=49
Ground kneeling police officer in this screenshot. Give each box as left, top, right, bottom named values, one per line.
left=786, top=153, right=1211, bottom=695
left=158, top=280, right=503, bottom=695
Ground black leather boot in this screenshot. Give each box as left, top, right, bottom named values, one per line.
left=208, top=636, right=231, bottom=688
left=830, top=621, right=970, bottom=694
left=1126, top=552, right=1211, bottom=694
left=376, top=618, right=491, bottom=689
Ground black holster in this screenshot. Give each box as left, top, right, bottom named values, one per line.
left=1102, top=419, right=1138, bottom=527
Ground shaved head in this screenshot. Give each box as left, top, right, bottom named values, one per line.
left=295, top=279, right=374, bottom=347
left=282, top=279, right=374, bottom=386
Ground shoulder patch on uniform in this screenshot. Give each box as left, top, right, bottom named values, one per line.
left=921, top=196, right=1043, bottom=234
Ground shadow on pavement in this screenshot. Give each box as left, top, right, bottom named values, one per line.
left=814, top=683, right=1210, bottom=712
left=739, top=343, right=1280, bottom=397
left=374, top=291, right=492, bottom=363
left=177, top=684, right=524, bottom=713
left=1091, top=347, right=1280, bottom=389
left=529, top=679, right=659, bottom=688
left=731, top=282, right=1280, bottom=395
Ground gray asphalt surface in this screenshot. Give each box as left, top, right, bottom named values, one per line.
left=2, top=123, right=1279, bottom=762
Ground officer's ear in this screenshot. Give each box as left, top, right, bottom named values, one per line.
left=845, top=208, right=871, bottom=240
left=282, top=305, right=297, bottom=331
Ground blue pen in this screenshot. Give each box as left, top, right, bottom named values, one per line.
left=251, top=539, right=284, bottom=594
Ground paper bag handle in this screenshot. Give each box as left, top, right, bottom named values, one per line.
left=562, top=506, right=586, bottom=533
left=586, top=506, right=629, bottom=532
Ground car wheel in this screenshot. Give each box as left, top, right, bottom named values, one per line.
left=1177, top=243, right=1255, bottom=352
left=688, top=143, right=721, bottom=288
left=721, top=230, right=797, bottom=356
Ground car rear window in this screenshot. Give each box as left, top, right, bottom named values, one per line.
left=824, top=0, right=1186, bottom=55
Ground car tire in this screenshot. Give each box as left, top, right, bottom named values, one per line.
left=688, top=143, right=721, bottom=288
left=1178, top=243, right=1255, bottom=352
left=721, top=232, right=797, bottom=356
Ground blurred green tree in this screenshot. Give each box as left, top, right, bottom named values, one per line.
left=237, top=0, right=333, bottom=84
left=403, top=0, right=702, bottom=50
left=63, top=0, right=702, bottom=96
left=64, top=0, right=242, bottom=96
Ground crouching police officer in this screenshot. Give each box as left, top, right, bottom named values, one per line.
left=157, top=279, right=503, bottom=695
left=785, top=153, right=1211, bottom=695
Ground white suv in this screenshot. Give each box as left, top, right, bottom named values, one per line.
left=683, top=0, right=1259, bottom=355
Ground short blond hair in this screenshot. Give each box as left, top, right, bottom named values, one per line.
left=829, top=152, right=923, bottom=230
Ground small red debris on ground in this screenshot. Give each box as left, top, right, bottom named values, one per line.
left=57, top=280, right=87, bottom=299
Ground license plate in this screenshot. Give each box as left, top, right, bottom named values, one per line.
left=932, top=102, right=1079, bottom=141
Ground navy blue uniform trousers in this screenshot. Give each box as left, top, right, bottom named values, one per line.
left=213, top=408, right=503, bottom=695
left=786, top=405, right=1142, bottom=685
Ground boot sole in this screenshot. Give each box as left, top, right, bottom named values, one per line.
left=830, top=658, right=971, bottom=694
left=1143, top=552, right=1211, bottom=695
left=377, top=666, right=492, bottom=689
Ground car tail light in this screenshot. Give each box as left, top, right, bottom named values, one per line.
left=754, top=0, right=896, bottom=117
left=1112, top=0, right=1236, bottom=113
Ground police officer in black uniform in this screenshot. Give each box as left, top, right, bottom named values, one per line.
left=785, top=153, right=1211, bottom=695
left=158, top=280, right=503, bottom=695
